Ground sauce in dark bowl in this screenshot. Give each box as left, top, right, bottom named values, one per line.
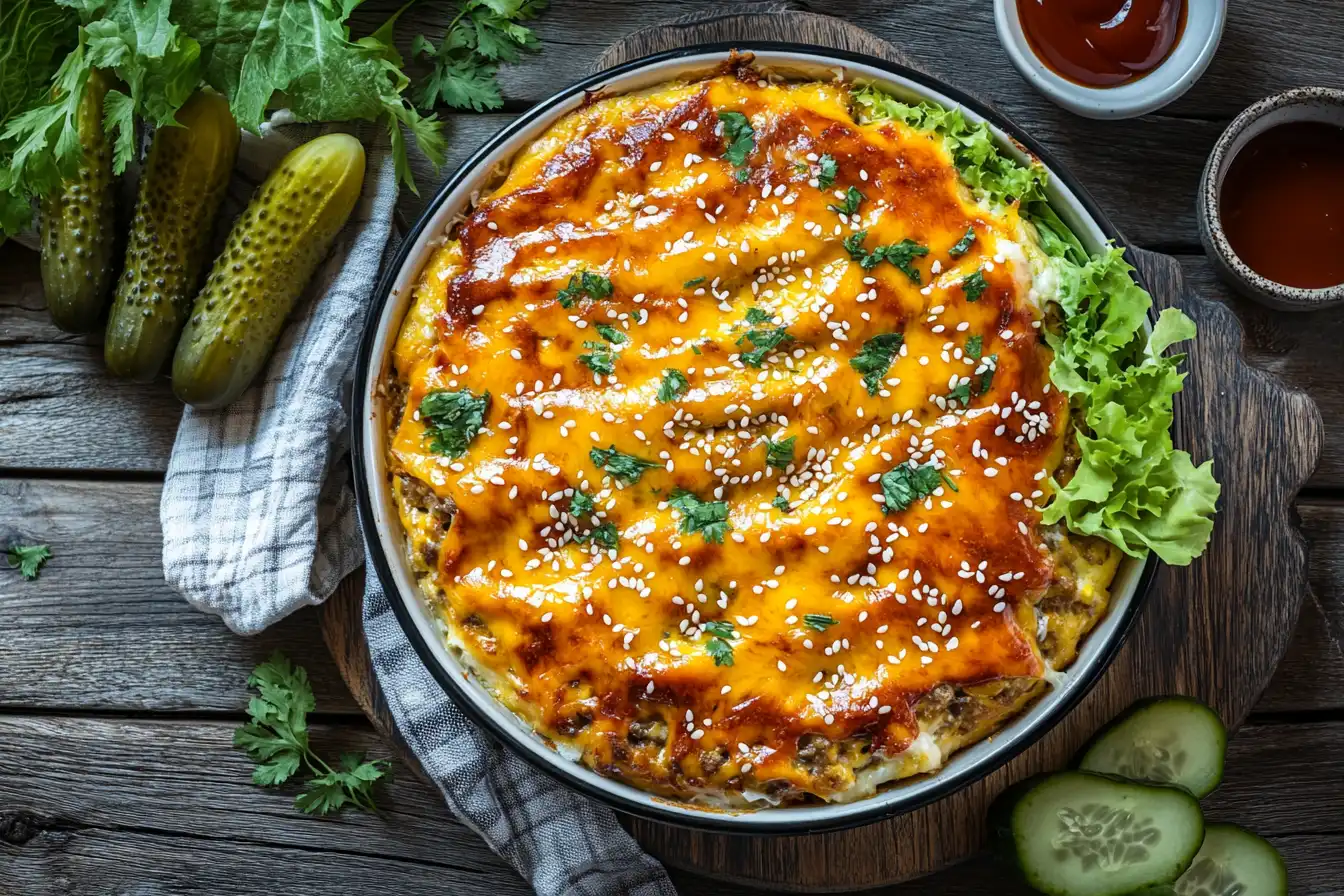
left=1221, top=121, right=1344, bottom=290
left=1017, top=0, right=1187, bottom=88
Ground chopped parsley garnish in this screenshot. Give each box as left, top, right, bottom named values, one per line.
left=772, top=496, right=791, bottom=512
left=657, top=369, right=690, bottom=403
left=718, top=110, right=755, bottom=177
left=879, top=462, right=944, bottom=513
left=669, top=490, right=731, bottom=543
left=578, top=341, right=617, bottom=375
left=949, top=227, right=976, bottom=257
left=734, top=167, right=751, bottom=184
left=965, top=334, right=984, bottom=360
left=569, top=490, right=596, bottom=517
left=594, top=323, right=627, bottom=344
left=7, top=544, right=51, bottom=581
left=556, top=270, right=613, bottom=308
left=817, top=154, right=838, bottom=189
left=683, top=277, right=706, bottom=288
left=843, top=231, right=929, bottom=281
left=419, top=389, right=490, bottom=457
left=803, top=613, right=838, bottom=632
left=962, top=269, right=989, bottom=302
left=736, top=308, right=791, bottom=367
left=849, top=332, right=904, bottom=395
left=703, top=620, right=736, bottom=666
left=765, top=435, right=796, bottom=469
left=948, top=351, right=998, bottom=405
left=828, top=185, right=864, bottom=216
left=590, top=445, right=659, bottom=485
left=575, top=521, right=620, bottom=551
left=978, top=354, right=998, bottom=395
left=947, top=381, right=972, bottom=405
left=690, top=343, right=703, bottom=355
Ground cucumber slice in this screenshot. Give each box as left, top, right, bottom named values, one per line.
left=991, top=771, right=1205, bottom=896
left=1174, top=824, right=1287, bottom=896
left=1078, top=697, right=1227, bottom=798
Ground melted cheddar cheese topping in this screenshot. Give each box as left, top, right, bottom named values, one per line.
left=384, top=67, right=1120, bottom=806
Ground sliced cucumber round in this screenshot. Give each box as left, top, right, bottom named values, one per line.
left=991, top=771, right=1205, bottom=896
left=1174, top=824, right=1287, bottom=896
left=1078, top=697, right=1227, bottom=798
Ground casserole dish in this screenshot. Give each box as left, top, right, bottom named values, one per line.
left=352, top=44, right=1159, bottom=834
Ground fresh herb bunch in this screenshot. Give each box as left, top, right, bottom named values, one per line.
left=7, top=543, right=52, bottom=580
left=0, top=0, right=449, bottom=235
left=413, top=0, right=548, bottom=113
left=234, top=653, right=389, bottom=816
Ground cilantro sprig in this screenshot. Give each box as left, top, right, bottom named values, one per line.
left=765, top=435, right=796, bottom=469
left=6, top=543, right=51, bottom=580
left=850, top=332, right=904, bottom=395
left=879, top=463, right=944, bottom=514
left=669, top=490, right=730, bottom=543
left=578, top=341, right=618, bottom=375
left=234, top=653, right=389, bottom=816
left=962, top=269, right=989, bottom=302
left=828, top=185, right=864, bottom=217
left=718, top=110, right=755, bottom=180
left=412, top=0, right=549, bottom=114
left=575, top=521, right=620, bottom=550
left=657, top=369, right=689, bottom=403
left=843, top=232, right=929, bottom=282
left=419, top=389, right=490, bottom=457
left=557, top=270, right=613, bottom=308
left=803, top=613, right=838, bottom=632
left=816, top=154, right=838, bottom=189
left=703, top=620, right=736, bottom=666
left=569, top=490, right=596, bottom=516
left=949, top=227, right=976, bottom=257
left=590, top=445, right=659, bottom=485
left=736, top=308, right=791, bottom=367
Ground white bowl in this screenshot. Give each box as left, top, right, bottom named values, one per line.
left=352, top=44, right=1157, bottom=833
left=994, top=0, right=1227, bottom=119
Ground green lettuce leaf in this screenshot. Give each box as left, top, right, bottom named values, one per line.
left=854, top=84, right=1219, bottom=565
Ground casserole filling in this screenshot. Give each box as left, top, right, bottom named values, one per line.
left=382, top=65, right=1123, bottom=806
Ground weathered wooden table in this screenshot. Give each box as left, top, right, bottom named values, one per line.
left=2, top=3, right=1342, bottom=893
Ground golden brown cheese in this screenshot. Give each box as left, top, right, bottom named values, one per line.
left=384, top=69, right=1118, bottom=805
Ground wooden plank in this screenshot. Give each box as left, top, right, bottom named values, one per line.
left=1, top=714, right=1338, bottom=895
left=0, top=479, right=359, bottom=714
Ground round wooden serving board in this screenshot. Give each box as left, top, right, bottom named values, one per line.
left=322, top=10, right=1324, bottom=891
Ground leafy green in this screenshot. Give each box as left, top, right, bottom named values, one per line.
left=594, top=322, right=627, bottom=345
left=816, top=153, right=837, bottom=189
left=949, top=226, right=976, bottom=257
left=235, top=653, right=388, bottom=815
left=412, top=0, right=547, bottom=114
left=828, top=184, right=863, bottom=216
left=702, top=620, right=735, bottom=666
left=850, top=332, right=903, bottom=395
left=717, top=109, right=753, bottom=171
left=965, top=334, right=983, bottom=360
left=772, top=496, right=790, bottom=512
left=803, top=613, right=838, bottom=632
left=669, top=489, right=730, bottom=544
left=879, top=463, right=943, bottom=514
left=657, top=369, right=689, bottom=403
left=856, top=83, right=1218, bottom=565
left=843, top=231, right=928, bottom=281
left=569, top=489, right=595, bottom=517
left=962, top=269, right=988, bottom=302
left=575, top=521, right=619, bottom=550
left=764, top=435, right=795, bottom=469
left=419, top=389, right=490, bottom=457
left=7, top=543, right=52, bottom=580
left=683, top=276, right=705, bottom=288
left=556, top=270, right=612, bottom=308
left=590, top=444, right=658, bottom=485
left=736, top=308, right=791, bottom=367
left=578, top=340, right=617, bottom=375
left=744, top=306, right=772, bottom=325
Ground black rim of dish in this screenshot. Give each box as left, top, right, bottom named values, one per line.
left=351, top=41, right=1161, bottom=835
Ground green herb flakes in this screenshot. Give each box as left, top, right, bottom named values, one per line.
left=590, top=445, right=659, bottom=485
left=419, top=389, right=490, bottom=457
left=962, top=269, right=989, bottom=302
left=669, top=490, right=731, bottom=543
left=556, top=270, right=613, bottom=308
left=828, top=185, right=864, bottom=217
left=850, top=332, right=904, bottom=395
left=879, top=463, right=944, bottom=514
left=803, top=613, right=838, bottom=632
left=949, top=227, right=976, bottom=257
left=817, top=154, right=838, bottom=189
left=965, top=334, right=984, bottom=360
left=703, top=620, right=736, bottom=666
left=575, top=521, right=619, bottom=551
left=594, top=323, right=627, bottom=344
left=6, top=543, right=51, bottom=580
left=718, top=110, right=755, bottom=177
left=765, top=435, right=796, bottom=469
left=578, top=341, right=617, bottom=375
left=843, top=232, right=929, bottom=281
left=772, top=496, right=791, bottom=512
left=657, top=369, right=690, bottom=403
left=569, top=490, right=595, bottom=517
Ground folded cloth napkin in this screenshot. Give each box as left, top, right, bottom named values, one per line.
left=160, top=121, right=677, bottom=896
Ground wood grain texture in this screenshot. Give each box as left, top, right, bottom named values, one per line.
left=324, top=13, right=1325, bottom=890
left=0, top=479, right=359, bottom=714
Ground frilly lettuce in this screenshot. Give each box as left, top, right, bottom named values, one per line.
left=854, top=84, right=1219, bottom=565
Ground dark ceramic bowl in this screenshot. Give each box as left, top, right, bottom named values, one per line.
left=1199, top=87, right=1344, bottom=311
left=352, top=44, right=1157, bottom=834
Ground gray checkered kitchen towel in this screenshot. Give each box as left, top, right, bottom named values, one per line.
left=160, top=121, right=677, bottom=896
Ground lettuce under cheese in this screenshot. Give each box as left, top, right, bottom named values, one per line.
left=854, top=85, right=1219, bottom=566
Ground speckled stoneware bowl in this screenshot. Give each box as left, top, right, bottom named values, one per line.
left=1199, top=87, right=1344, bottom=311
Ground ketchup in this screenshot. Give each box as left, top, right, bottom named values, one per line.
left=1220, top=122, right=1344, bottom=290
left=1016, top=0, right=1187, bottom=88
